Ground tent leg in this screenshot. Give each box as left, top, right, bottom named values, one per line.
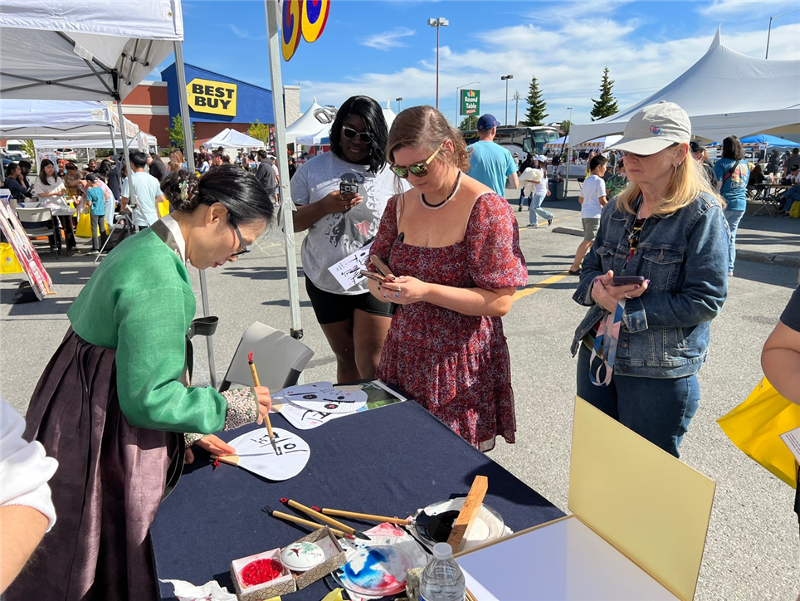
left=115, top=100, right=148, bottom=229
left=265, top=0, right=304, bottom=347
left=564, top=143, right=572, bottom=198
left=174, top=40, right=218, bottom=388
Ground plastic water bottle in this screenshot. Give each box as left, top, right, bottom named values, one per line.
left=419, top=542, right=466, bottom=601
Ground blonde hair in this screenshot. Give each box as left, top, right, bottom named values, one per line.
left=386, top=105, right=470, bottom=173
left=616, top=147, right=724, bottom=215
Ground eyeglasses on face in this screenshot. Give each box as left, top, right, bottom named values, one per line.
left=228, top=215, right=250, bottom=257
left=390, top=142, right=445, bottom=179
left=342, top=125, right=373, bottom=144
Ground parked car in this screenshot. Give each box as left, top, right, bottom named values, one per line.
left=2, top=139, right=31, bottom=161
left=55, top=148, right=77, bottom=161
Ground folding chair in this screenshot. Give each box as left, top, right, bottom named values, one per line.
left=219, top=322, right=314, bottom=393
left=15, top=207, right=60, bottom=258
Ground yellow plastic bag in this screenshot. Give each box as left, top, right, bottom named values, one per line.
left=718, top=377, right=800, bottom=488
left=157, top=198, right=170, bottom=218
left=789, top=200, right=800, bottom=219
left=0, top=242, right=23, bottom=274
left=75, top=211, right=92, bottom=238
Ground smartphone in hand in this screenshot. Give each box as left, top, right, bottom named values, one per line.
left=360, top=269, right=386, bottom=283
left=610, top=275, right=645, bottom=286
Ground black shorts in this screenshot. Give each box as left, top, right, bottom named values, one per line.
left=305, top=277, right=394, bottom=325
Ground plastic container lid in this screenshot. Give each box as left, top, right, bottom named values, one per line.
left=432, top=542, right=453, bottom=561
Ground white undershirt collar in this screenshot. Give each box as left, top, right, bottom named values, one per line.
left=160, top=214, right=187, bottom=265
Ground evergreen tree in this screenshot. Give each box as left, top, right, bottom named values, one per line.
left=560, top=120, right=572, bottom=135
left=590, top=67, right=619, bottom=121
left=519, top=76, right=548, bottom=126
left=458, top=115, right=478, bottom=130
left=165, top=115, right=195, bottom=148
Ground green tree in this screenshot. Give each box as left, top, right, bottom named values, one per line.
left=560, top=119, right=572, bottom=135
left=458, top=115, right=478, bottom=130
left=247, top=120, right=272, bottom=146
left=590, top=67, right=619, bottom=121
left=20, top=140, right=35, bottom=160
left=519, top=76, right=548, bottom=126
left=165, top=115, right=194, bottom=148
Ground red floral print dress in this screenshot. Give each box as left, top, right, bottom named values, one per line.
left=370, top=192, right=528, bottom=451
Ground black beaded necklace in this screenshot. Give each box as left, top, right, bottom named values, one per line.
left=420, top=171, right=462, bottom=210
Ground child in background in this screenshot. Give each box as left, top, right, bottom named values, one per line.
left=83, top=173, right=107, bottom=255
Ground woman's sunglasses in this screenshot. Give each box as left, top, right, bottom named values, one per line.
left=342, top=125, right=373, bottom=144
left=390, top=142, right=444, bottom=179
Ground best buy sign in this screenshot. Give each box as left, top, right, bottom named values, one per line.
left=187, top=78, right=237, bottom=117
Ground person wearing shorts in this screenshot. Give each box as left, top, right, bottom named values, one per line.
left=570, top=155, right=608, bottom=275
left=291, top=96, right=398, bottom=382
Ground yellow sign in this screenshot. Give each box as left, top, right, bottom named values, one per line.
left=187, top=78, right=237, bottom=116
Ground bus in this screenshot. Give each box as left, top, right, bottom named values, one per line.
left=461, top=125, right=560, bottom=158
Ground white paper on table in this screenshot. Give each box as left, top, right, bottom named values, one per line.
left=283, top=381, right=368, bottom=414
left=225, top=427, right=310, bottom=481
left=780, top=426, right=800, bottom=463
left=159, top=579, right=237, bottom=601
left=327, top=242, right=372, bottom=291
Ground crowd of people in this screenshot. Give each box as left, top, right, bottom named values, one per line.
left=1, top=97, right=800, bottom=599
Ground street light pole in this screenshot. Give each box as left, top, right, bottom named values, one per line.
left=500, top=74, right=513, bottom=126
left=513, top=90, right=521, bottom=127
left=396, top=97, right=403, bottom=112
left=428, top=17, right=449, bottom=109
left=456, top=80, right=479, bottom=126
left=766, top=9, right=800, bottom=59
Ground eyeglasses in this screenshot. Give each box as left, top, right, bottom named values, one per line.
left=228, top=215, right=249, bottom=257
left=342, top=126, right=373, bottom=144
left=390, top=142, right=445, bottom=179
left=621, top=142, right=679, bottom=159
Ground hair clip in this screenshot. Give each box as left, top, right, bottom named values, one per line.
left=180, top=180, right=188, bottom=202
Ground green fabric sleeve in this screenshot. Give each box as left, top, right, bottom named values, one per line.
left=113, top=285, right=227, bottom=433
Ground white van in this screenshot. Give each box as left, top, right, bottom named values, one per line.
left=2, top=139, right=30, bottom=160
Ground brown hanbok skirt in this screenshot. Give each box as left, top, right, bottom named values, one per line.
left=6, top=328, right=179, bottom=601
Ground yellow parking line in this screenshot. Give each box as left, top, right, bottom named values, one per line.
left=513, top=271, right=571, bottom=301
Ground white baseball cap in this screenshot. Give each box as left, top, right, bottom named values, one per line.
left=606, top=101, right=691, bottom=156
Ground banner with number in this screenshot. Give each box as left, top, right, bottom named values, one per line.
left=282, top=0, right=330, bottom=61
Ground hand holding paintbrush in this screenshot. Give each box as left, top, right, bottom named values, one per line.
left=248, top=352, right=277, bottom=453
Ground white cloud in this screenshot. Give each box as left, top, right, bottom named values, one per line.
left=226, top=24, right=249, bottom=39
left=696, top=0, right=797, bottom=18
left=361, top=27, right=416, bottom=51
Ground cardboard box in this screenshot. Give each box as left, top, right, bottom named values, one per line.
left=230, top=548, right=296, bottom=601
left=290, top=528, right=347, bottom=590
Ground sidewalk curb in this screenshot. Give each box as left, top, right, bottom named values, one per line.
left=551, top=228, right=800, bottom=267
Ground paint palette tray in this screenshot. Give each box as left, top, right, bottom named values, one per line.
left=332, top=544, right=416, bottom=596
left=412, top=497, right=506, bottom=551
left=230, top=548, right=295, bottom=601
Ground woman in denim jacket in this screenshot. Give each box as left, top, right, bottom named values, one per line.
left=571, top=102, right=729, bottom=458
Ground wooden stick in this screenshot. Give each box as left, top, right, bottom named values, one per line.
left=211, top=454, right=240, bottom=466
left=320, top=507, right=409, bottom=526
left=284, top=499, right=357, bottom=536
left=270, top=509, right=351, bottom=539
left=447, top=475, right=489, bottom=554
left=248, top=353, right=276, bottom=443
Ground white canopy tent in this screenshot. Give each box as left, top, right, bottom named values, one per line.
left=569, top=28, right=800, bottom=146
left=34, top=131, right=158, bottom=152
left=544, top=134, right=622, bottom=151
left=204, top=128, right=265, bottom=149
left=0, top=0, right=223, bottom=384
left=382, top=100, right=397, bottom=129
left=285, top=98, right=325, bottom=148
left=0, top=100, right=114, bottom=137
left=297, top=124, right=331, bottom=147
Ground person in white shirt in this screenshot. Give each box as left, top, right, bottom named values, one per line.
left=569, top=155, right=608, bottom=275
left=0, top=397, right=58, bottom=593
left=120, top=151, right=165, bottom=229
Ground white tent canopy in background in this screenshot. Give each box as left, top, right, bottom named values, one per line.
left=33, top=131, right=158, bottom=152
left=570, top=28, right=800, bottom=146
left=285, top=98, right=325, bottom=148
left=297, top=124, right=331, bottom=147
left=0, top=0, right=182, bottom=101
left=0, top=100, right=114, bottom=138
left=382, top=100, right=397, bottom=129
left=204, top=128, right=265, bottom=149
left=544, top=135, right=622, bottom=151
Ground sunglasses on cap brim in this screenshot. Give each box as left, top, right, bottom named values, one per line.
left=390, top=142, right=445, bottom=179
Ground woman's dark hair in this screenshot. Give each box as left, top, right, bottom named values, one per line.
left=328, top=95, right=388, bottom=173
left=722, top=135, right=744, bottom=161
left=38, top=159, right=55, bottom=185
left=18, top=160, right=31, bottom=175
left=149, top=152, right=161, bottom=163
left=98, top=159, right=112, bottom=177
left=161, top=164, right=274, bottom=226
left=5, top=162, right=19, bottom=178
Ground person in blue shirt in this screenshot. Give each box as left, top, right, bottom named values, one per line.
left=713, top=135, right=749, bottom=276
left=82, top=173, right=108, bottom=255
left=466, top=114, right=519, bottom=198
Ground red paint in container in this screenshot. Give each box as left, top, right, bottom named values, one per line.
left=240, top=558, right=284, bottom=587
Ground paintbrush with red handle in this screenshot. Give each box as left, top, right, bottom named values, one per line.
left=248, top=351, right=277, bottom=453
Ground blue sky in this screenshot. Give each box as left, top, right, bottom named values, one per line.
left=156, top=0, right=800, bottom=126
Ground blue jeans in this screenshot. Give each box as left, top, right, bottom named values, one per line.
left=724, top=209, right=745, bottom=274
left=576, top=344, right=700, bottom=457
left=528, top=192, right=553, bottom=225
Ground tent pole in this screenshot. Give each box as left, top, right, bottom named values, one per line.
left=174, top=40, right=218, bottom=389
left=115, top=100, right=146, bottom=229
left=110, top=125, right=117, bottom=155
left=563, top=142, right=571, bottom=198
left=265, top=0, right=303, bottom=343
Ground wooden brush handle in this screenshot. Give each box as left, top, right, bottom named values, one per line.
left=286, top=499, right=356, bottom=535
left=321, top=508, right=409, bottom=526
left=272, top=510, right=347, bottom=538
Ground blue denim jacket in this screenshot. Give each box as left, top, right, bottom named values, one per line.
left=571, top=193, right=729, bottom=378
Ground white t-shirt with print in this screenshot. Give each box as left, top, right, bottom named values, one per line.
left=291, top=151, right=398, bottom=295
left=580, top=174, right=607, bottom=219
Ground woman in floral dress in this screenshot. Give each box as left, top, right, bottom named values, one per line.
left=367, top=105, right=527, bottom=451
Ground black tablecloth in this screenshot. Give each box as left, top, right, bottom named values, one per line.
left=152, top=400, right=564, bottom=600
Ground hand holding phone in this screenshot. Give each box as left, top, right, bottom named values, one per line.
left=360, top=269, right=386, bottom=283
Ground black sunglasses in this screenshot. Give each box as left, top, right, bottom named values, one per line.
left=228, top=215, right=249, bottom=257
left=342, top=125, right=373, bottom=144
